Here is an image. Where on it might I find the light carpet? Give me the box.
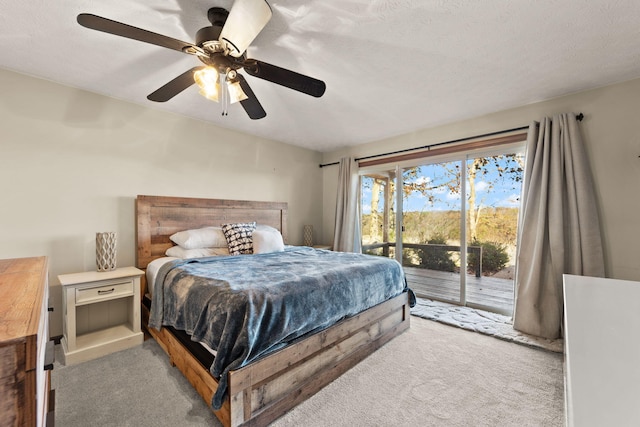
[410,298,564,353]
[52,316,564,426]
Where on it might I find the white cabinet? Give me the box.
[59,267,144,365]
[563,274,640,427]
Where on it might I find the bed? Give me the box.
[136,195,411,426]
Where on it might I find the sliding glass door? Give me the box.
[400,162,462,305]
[361,147,524,316]
[463,153,524,313]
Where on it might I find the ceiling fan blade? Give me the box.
[243,60,326,98]
[77,13,197,54]
[219,0,272,58]
[237,74,266,120]
[147,67,204,102]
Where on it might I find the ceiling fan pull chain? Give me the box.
[221,73,228,116]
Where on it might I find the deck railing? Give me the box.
[362,242,483,277]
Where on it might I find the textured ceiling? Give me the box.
[1,0,640,152]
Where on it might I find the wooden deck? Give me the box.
[404,266,514,315]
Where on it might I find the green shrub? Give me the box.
[416,235,457,272]
[468,239,509,274]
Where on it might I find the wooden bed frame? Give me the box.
[135,195,410,426]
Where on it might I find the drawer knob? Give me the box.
[97,288,115,295]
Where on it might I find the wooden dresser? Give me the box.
[0,257,54,426]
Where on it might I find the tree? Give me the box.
[466,155,523,241]
[361,153,523,262]
[370,178,381,240]
[361,175,390,244]
[399,155,523,242]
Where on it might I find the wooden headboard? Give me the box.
[135,195,288,269]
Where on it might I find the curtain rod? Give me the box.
[319,112,584,168]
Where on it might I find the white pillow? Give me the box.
[253,227,285,254]
[165,246,230,259]
[169,227,227,249]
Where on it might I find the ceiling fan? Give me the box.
[77,0,326,120]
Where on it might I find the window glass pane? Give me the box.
[361,174,392,258]
[401,163,462,304]
[465,153,524,314]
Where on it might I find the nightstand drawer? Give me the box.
[75,280,133,305]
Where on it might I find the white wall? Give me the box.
[0,68,323,336]
[322,77,640,282]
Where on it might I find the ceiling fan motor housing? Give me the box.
[196,7,229,50]
[196,25,222,47]
[207,7,228,26]
[196,7,245,72]
[197,7,229,47]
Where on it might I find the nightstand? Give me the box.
[59,267,144,365]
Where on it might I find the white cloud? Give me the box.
[498,194,521,207]
[475,181,490,192]
[446,191,461,201]
[433,186,448,194]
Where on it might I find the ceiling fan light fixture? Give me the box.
[193,67,220,102]
[227,79,248,104]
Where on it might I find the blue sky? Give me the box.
[361,158,523,214]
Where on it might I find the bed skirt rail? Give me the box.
[142,291,410,427]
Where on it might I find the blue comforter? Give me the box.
[149,246,408,409]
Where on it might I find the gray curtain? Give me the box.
[513,113,604,339]
[333,157,361,253]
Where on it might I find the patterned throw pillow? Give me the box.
[221,222,257,255]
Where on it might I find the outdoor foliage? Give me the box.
[360,153,524,276]
[467,238,510,274]
[414,234,457,272]
[362,208,518,247]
